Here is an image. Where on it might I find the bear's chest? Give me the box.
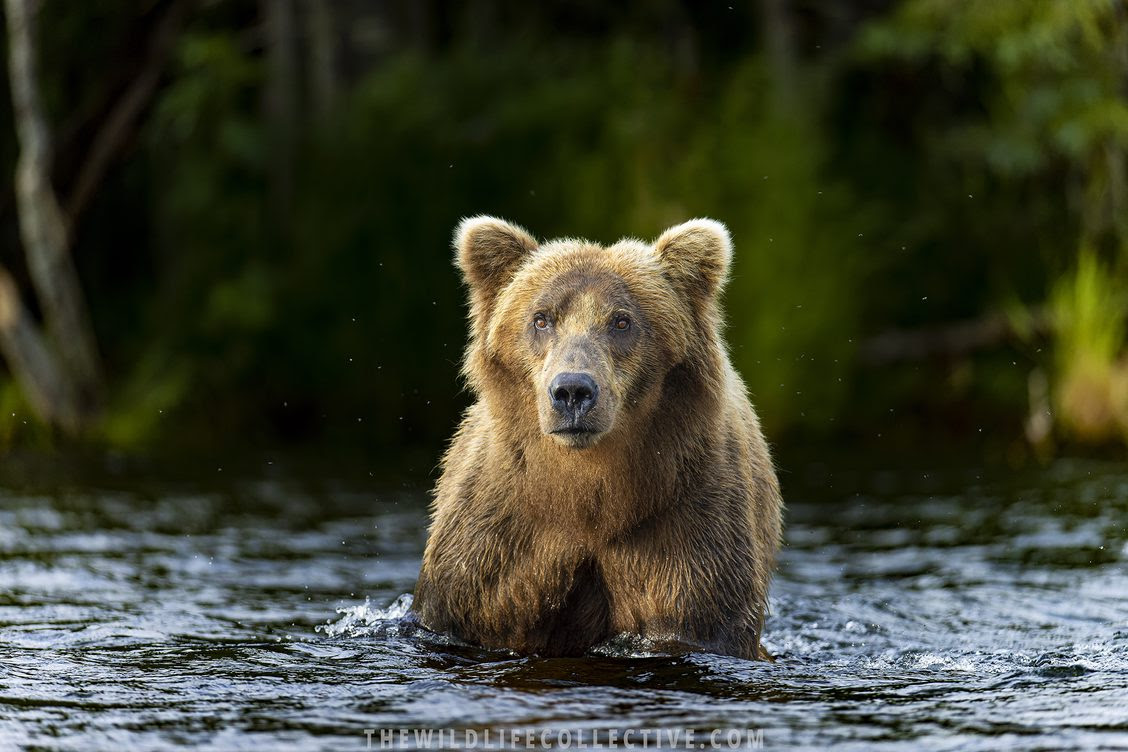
[527,557,612,657]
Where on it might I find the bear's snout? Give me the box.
[548,372,599,422]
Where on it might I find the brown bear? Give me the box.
[412,216,783,660]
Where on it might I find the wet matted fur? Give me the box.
[413,217,783,660]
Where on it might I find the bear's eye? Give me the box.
[613,315,631,331]
[533,313,549,331]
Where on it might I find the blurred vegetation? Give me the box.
[0,0,1125,462]
[1050,248,1128,445]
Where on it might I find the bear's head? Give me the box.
[455,216,731,450]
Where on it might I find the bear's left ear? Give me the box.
[454,216,538,302]
[653,218,732,301]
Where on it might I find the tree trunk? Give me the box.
[4,0,104,430]
[264,0,298,228]
[306,0,338,122]
[760,0,798,112]
[0,267,82,432]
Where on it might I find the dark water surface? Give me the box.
[1,456,1127,750]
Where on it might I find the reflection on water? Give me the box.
[1,457,1126,750]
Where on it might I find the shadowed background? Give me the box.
[0,0,1125,470]
[2,6,1128,748]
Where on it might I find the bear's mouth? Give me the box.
[551,426,593,436]
[548,424,603,447]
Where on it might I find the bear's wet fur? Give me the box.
[413,217,783,660]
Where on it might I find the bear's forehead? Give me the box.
[533,267,633,309]
[486,239,690,352]
[514,241,658,302]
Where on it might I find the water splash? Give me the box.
[590,632,700,659]
[316,593,414,638]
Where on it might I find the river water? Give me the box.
[1,455,1126,750]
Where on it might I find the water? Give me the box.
[1,456,1127,750]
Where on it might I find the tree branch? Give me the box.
[64,0,193,225]
[858,308,1052,366]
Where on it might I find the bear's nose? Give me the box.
[549,372,599,419]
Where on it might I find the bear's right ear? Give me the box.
[454,216,538,302]
[653,218,732,303]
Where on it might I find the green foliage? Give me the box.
[114,30,274,442]
[280,45,865,439]
[101,347,192,449]
[860,0,1128,244]
[0,378,52,450]
[1053,250,1127,371]
[857,0,1128,449]
[98,36,865,449]
[3,1,1127,455]
[1049,248,1128,442]
[670,64,869,430]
